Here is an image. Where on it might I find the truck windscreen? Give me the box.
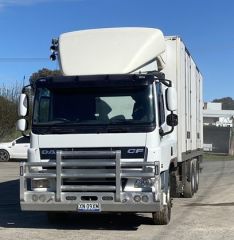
[32,84,155,133]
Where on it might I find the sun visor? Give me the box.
[58,28,166,76]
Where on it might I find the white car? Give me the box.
[0,136,30,161]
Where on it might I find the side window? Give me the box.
[156,83,165,126]
[16,137,30,144]
[39,96,50,122]
[34,88,51,123]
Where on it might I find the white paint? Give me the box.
[18,94,28,117]
[163,37,203,161]
[59,28,165,75]
[0,136,29,159]
[38,133,146,148]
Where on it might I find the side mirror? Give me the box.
[166,113,178,127]
[16,119,28,132]
[166,87,177,111]
[18,94,28,117]
[160,113,178,137]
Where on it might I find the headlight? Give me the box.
[134,178,154,188]
[31,179,50,189]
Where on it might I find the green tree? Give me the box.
[0,69,61,141]
[0,95,18,141]
[213,97,234,110]
[29,68,61,85]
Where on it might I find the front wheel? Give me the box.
[152,175,172,225]
[0,150,10,162]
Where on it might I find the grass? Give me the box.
[203,153,234,161]
[1,129,21,142]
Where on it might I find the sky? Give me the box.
[0,0,234,101]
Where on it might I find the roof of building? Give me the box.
[203,109,234,118]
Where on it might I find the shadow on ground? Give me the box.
[0,180,152,231]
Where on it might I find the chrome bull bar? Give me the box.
[20,150,159,203]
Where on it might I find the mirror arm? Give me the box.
[22,132,30,138]
[159,125,174,137]
[155,78,172,87]
[149,71,172,87]
[22,84,32,93]
[160,111,177,137]
[157,79,172,87]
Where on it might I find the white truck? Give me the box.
[17,28,203,225]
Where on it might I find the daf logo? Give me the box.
[127,148,144,154]
[41,150,56,155]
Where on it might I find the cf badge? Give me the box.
[127,148,144,154]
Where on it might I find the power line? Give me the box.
[0,58,50,62]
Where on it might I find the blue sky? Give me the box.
[0,0,233,101]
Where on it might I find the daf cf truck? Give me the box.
[17,28,203,225]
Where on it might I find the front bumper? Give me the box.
[21,192,161,212]
[20,150,161,213]
[21,202,160,212]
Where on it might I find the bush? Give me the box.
[0,85,20,141]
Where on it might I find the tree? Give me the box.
[29,68,61,85]
[0,96,18,141]
[213,97,234,110]
[0,69,62,141]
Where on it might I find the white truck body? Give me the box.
[18,28,203,225]
[163,37,203,162]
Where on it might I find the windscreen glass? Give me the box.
[33,83,155,133]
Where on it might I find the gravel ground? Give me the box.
[0,159,234,240]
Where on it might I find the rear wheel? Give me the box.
[170,170,179,198]
[152,174,172,225]
[0,150,10,162]
[183,160,195,198]
[194,160,199,193]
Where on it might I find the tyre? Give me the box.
[152,174,172,225]
[0,149,10,162]
[194,160,199,193]
[170,170,179,198]
[183,160,195,198]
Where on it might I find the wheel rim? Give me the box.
[0,150,9,161]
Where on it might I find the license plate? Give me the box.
[78,203,101,212]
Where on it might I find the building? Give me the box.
[203,102,234,155]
